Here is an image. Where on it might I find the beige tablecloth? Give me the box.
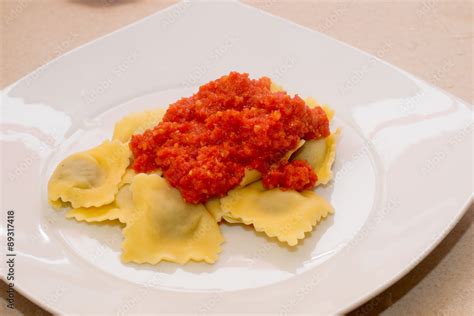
[1,1,472,315]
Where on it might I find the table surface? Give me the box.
[0,1,472,315]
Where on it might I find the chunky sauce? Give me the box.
[130,72,329,203]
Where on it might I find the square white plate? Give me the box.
[1,1,472,314]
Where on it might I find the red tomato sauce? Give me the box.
[262,160,317,191]
[130,72,329,203]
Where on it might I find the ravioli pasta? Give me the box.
[239,169,262,187]
[205,198,225,222]
[122,174,224,264]
[120,169,137,186]
[48,140,131,208]
[204,198,242,224]
[293,129,340,185]
[65,167,139,223]
[220,181,333,246]
[288,98,340,185]
[113,108,165,142]
[66,183,134,223]
[63,167,160,224]
[48,198,69,209]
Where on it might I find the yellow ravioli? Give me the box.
[293,128,340,185]
[221,213,242,224]
[66,169,138,223]
[284,139,306,160]
[48,198,69,210]
[66,184,134,223]
[112,108,165,142]
[48,140,131,208]
[239,169,262,187]
[122,174,224,265]
[66,169,168,224]
[220,181,333,246]
[66,203,123,224]
[204,198,224,222]
[120,169,137,186]
[204,198,241,223]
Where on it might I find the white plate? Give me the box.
[0,1,472,314]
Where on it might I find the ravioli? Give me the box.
[66,184,134,223]
[220,181,333,246]
[66,168,138,223]
[293,128,340,185]
[205,198,225,222]
[48,140,131,208]
[290,98,339,185]
[204,198,242,224]
[221,212,242,224]
[239,169,262,187]
[112,108,165,142]
[122,174,224,264]
[120,169,137,186]
[48,198,69,209]
[285,139,306,160]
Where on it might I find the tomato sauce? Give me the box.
[262,160,317,191]
[130,72,329,203]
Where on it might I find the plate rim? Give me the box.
[337,196,472,314]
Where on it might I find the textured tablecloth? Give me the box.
[1,1,472,315]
